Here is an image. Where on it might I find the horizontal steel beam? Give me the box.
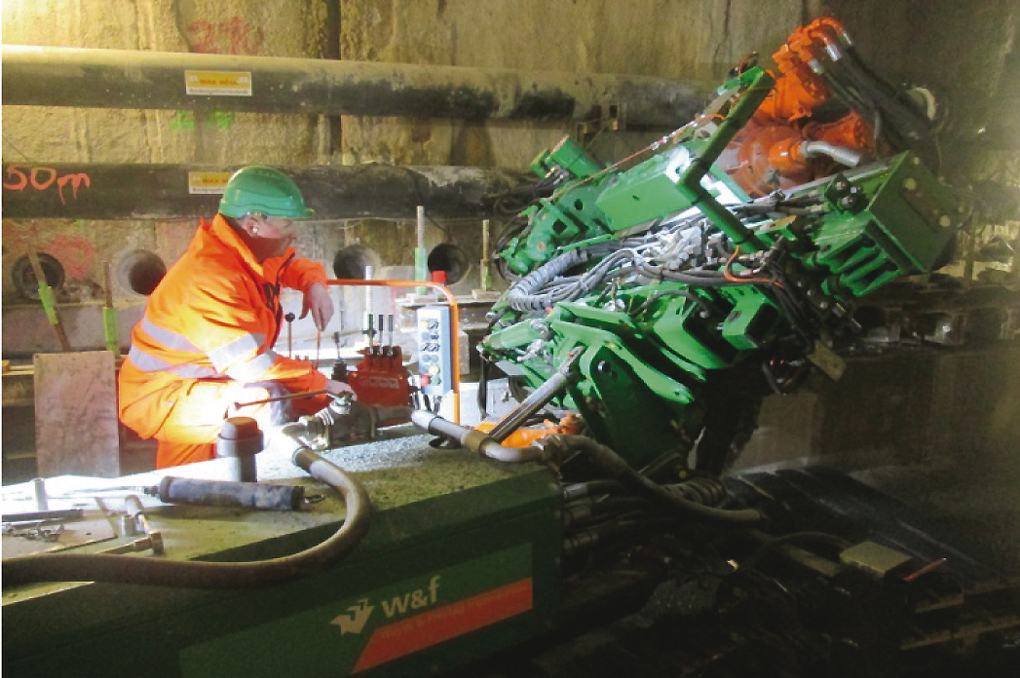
[2,45,711,127]
[0,163,528,221]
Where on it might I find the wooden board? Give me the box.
[34,351,120,477]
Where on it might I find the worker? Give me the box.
[118,166,352,468]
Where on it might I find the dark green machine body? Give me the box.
[2,438,563,678]
[482,68,958,470]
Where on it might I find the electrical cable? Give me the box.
[723,247,778,286]
[489,174,561,215]
[632,289,714,318]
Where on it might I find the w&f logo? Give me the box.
[330,576,442,636]
[331,598,374,635]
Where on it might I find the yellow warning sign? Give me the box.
[184,70,253,97]
[187,171,232,195]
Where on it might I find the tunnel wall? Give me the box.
[2,0,1016,353]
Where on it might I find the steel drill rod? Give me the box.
[2,508,84,523]
[234,389,330,410]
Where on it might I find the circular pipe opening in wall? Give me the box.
[12,253,65,301]
[118,250,167,296]
[332,245,378,280]
[427,243,468,285]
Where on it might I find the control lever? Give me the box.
[285,312,296,355]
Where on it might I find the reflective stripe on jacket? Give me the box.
[118,214,328,439]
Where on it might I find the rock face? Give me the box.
[1,1,1016,332]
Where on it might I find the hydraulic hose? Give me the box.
[562,516,678,558]
[411,410,543,463]
[538,435,761,525]
[800,141,864,168]
[2,433,371,589]
[562,479,629,501]
[562,496,652,527]
[412,410,761,525]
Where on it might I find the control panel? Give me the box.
[415,306,453,398]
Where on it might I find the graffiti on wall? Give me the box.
[171,16,263,133]
[44,234,96,279]
[3,166,92,205]
[168,110,236,130]
[187,17,265,55]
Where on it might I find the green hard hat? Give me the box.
[219,166,314,219]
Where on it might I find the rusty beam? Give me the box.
[0,163,528,221]
[1,45,711,128]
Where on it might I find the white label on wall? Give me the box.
[187,171,231,195]
[184,70,253,96]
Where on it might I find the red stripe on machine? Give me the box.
[352,578,533,673]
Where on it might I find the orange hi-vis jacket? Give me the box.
[118,214,329,465]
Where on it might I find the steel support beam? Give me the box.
[1,45,711,127]
[0,163,528,221]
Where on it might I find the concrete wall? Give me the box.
[2,0,1017,354]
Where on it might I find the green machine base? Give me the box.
[2,429,562,678]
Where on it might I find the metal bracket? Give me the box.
[575,103,625,145]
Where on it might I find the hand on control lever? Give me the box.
[324,379,356,399]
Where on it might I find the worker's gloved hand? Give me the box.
[324,379,356,398]
[301,282,334,331]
